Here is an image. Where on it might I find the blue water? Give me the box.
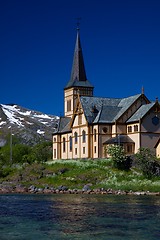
[0,194,160,240]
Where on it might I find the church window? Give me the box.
[82,130,86,143]
[152,116,159,126]
[94,146,96,153]
[94,129,97,142]
[128,126,132,133]
[83,147,85,154]
[69,136,72,152]
[54,137,56,142]
[102,127,108,133]
[74,132,78,144]
[75,148,77,155]
[54,149,56,158]
[63,138,66,153]
[67,100,71,112]
[127,144,133,153]
[134,125,138,132]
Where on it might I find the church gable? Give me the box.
[115,94,150,123]
[140,103,160,133]
[127,101,159,125]
[70,99,88,128]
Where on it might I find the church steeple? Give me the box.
[64,29,94,117]
[65,29,93,89]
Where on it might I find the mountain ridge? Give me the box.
[0,103,59,146]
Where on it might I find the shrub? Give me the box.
[12,144,31,163]
[107,145,132,170]
[135,148,160,178]
[29,141,52,163]
[0,166,13,178]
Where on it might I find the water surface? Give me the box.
[0,194,160,239]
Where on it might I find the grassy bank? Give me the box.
[1,159,160,192]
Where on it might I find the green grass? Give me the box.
[0,159,160,192]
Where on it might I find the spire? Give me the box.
[65,29,93,89]
[70,29,87,82]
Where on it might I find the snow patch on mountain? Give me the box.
[33,114,52,119]
[2,104,24,126]
[0,121,6,126]
[1,104,59,126]
[0,103,59,145]
[37,129,45,135]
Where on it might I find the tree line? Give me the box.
[0,135,52,165]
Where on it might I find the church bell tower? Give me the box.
[64,29,94,117]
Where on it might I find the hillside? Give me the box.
[0,104,59,146]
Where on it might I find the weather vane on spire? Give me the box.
[76,17,81,31]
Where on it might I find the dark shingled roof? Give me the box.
[65,78,93,88]
[127,102,155,123]
[103,135,134,144]
[115,94,142,120]
[80,96,121,123]
[65,30,93,89]
[56,117,71,133]
[80,94,142,124]
[93,105,122,123]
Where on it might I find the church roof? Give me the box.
[127,102,155,123]
[64,30,93,89]
[55,116,71,134]
[103,135,134,144]
[93,105,122,123]
[80,94,142,124]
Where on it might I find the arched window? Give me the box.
[134,125,138,132]
[54,149,56,158]
[74,132,78,144]
[67,100,71,112]
[94,129,97,142]
[63,137,66,153]
[69,136,72,152]
[82,130,86,143]
[83,147,85,154]
[128,126,132,133]
[75,148,77,155]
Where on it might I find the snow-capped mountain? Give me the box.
[0,104,59,146]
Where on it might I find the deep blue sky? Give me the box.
[0,0,160,116]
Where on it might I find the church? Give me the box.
[52,29,160,159]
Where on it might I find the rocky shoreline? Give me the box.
[0,183,160,196]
